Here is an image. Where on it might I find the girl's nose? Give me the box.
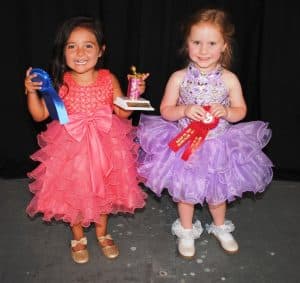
[76,47,85,56]
[199,45,208,54]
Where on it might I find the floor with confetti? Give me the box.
[0,178,299,283]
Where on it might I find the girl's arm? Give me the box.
[111,73,133,118]
[160,70,186,121]
[25,67,49,122]
[211,70,247,123]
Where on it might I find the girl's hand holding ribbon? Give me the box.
[24,67,43,95]
[169,105,219,160]
[209,103,228,119]
[184,104,212,121]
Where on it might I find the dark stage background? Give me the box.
[1,0,299,180]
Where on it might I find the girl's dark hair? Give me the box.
[179,8,235,68]
[50,16,105,90]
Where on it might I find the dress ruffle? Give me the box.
[137,114,273,205]
[27,109,147,227]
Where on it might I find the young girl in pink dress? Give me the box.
[24,16,148,264]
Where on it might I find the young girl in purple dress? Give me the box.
[137,8,273,258]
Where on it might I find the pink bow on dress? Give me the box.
[64,106,113,192]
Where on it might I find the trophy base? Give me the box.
[113,97,155,111]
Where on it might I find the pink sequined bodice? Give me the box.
[59,69,113,115]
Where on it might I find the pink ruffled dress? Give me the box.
[27,69,147,227]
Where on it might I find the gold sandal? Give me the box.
[97,234,119,259]
[71,237,89,264]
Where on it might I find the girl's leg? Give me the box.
[95,214,108,237]
[208,202,226,225]
[172,202,203,258]
[71,224,85,252]
[178,202,194,228]
[207,202,238,254]
[95,214,119,259]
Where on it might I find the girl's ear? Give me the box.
[222,43,227,53]
[99,45,106,57]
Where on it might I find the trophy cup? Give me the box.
[113,66,154,111]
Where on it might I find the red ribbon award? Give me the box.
[168,105,219,161]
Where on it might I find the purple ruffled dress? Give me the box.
[137,63,273,205]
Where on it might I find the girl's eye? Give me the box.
[85,43,94,49]
[209,42,216,46]
[66,44,76,49]
[193,41,200,45]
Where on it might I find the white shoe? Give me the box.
[206,220,239,254]
[171,219,203,258]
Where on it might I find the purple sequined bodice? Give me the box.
[178,63,230,138]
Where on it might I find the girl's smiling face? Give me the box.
[187,23,226,72]
[64,27,104,75]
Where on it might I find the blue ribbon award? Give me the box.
[30,68,69,124]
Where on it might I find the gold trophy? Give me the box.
[113,66,154,111]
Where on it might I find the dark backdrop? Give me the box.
[1,0,299,180]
